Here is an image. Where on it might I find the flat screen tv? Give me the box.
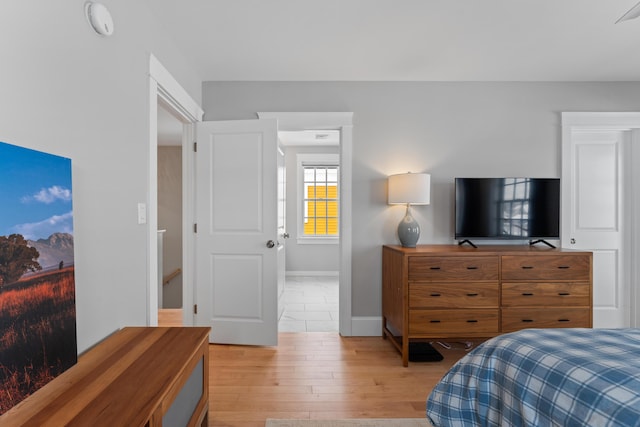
[455,178,560,244]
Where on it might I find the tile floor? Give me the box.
[278,275,339,332]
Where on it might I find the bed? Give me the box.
[427,328,640,427]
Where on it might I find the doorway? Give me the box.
[157,102,184,325]
[278,130,341,332]
[259,112,354,337]
[147,64,354,336]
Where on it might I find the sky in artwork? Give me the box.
[0,141,73,240]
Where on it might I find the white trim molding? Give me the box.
[286,271,340,277]
[351,316,382,337]
[339,123,354,336]
[258,112,353,130]
[150,54,203,123]
[562,112,640,129]
[148,54,203,327]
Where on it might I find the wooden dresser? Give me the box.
[0,327,210,426]
[382,245,592,366]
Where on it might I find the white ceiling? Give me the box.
[145,0,640,82]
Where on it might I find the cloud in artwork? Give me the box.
[22,186,72,204]
[11,211,73,240]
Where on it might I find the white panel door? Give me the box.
[195,119,278,345]
[562,129,628,327]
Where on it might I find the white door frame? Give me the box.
[258,112,354,336]
[148,54,203,326]
[561,112,640,327]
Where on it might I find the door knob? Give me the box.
[266,240,276,248]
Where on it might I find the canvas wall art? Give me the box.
[0,141,76,415]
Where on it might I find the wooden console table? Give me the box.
[0,327,210,426]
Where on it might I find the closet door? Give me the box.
[562,127,627,328]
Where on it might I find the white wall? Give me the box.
[284,145,340,274]
[1,1,202,352]
[202,81,640,318]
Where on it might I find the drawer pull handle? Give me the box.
[522,319,534,323]
[558,319,570,322]
[558,292,570,296]
[430,267,441,270]
[521,266,534,270]
[522,293,534,296]
[558,266,570,269]
[467,320,478,323]
[467,293,479,297]
[466,266,478,270]
[430,320,441,323]
[430,293,441,297]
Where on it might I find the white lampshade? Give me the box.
[388,173,431,205]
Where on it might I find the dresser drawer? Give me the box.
[410,283,499,308]
[409,256,499,281]
[501,255,590,281]
[409,309,499,335]
[501,308,591,332]
[502,282,590,307]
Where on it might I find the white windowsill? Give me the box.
[297,237,339,245]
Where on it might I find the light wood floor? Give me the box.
[158,308,183,326]
[158,309,475,427]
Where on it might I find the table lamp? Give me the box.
[388,172,431,247]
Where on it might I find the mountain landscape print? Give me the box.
[0,141,77,415]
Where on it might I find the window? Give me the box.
[297,154,339,242]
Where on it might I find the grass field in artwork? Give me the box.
[0,267,77,414]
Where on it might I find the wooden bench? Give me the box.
[0,327,210,427]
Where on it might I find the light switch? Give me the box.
[137,203,147,224]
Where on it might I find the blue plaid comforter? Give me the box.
[427,328,640,427]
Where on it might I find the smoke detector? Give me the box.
[85,2,114,36]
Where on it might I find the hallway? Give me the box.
[278,276,339,332]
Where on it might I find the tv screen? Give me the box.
[455,178,560,240]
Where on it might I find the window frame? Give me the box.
[296,153,340,245]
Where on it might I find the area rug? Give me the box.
[265,418,431,427]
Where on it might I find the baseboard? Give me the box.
[350,316,382,337]
[286,271,339,277]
